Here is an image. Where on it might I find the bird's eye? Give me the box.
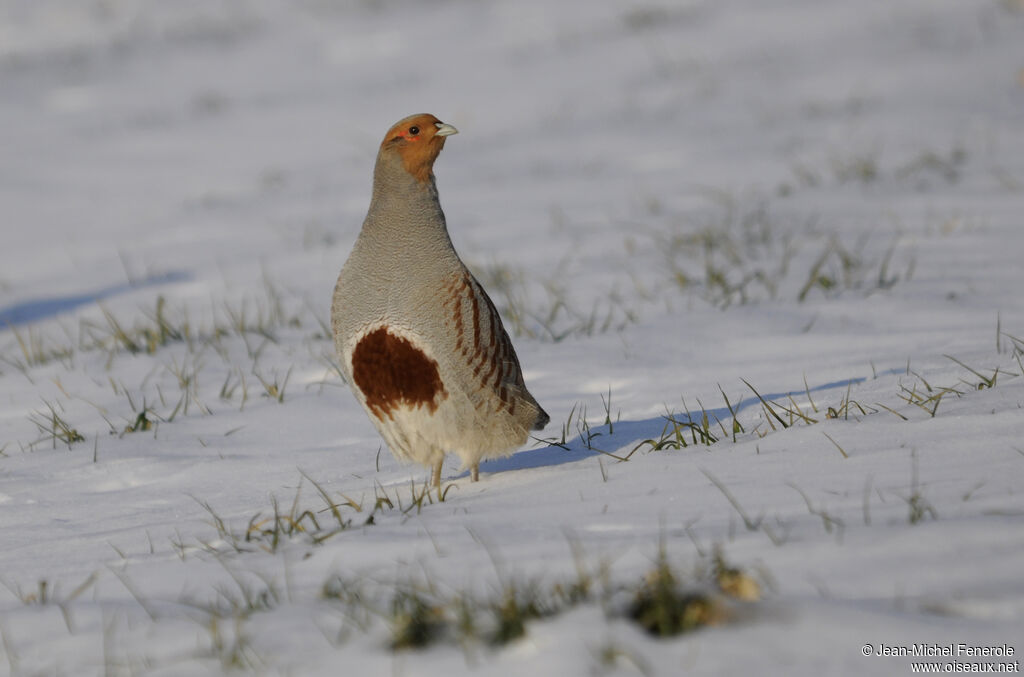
[408,126,420,135]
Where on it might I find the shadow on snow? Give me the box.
[0,272,189,328]
[469,376,868,479]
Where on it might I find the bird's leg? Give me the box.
[471,464,479,482]
[431,460,442,491]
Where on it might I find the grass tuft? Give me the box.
[487,580,552,646]
[628,547,728,637]
[28,400,85,450]
[389,587,447,650]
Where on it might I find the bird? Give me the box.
[331,113,549,490]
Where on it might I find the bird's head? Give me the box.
[379,113,458,183]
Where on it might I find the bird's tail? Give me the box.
[532,406,550,431]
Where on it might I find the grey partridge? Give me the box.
[331,113,549,489]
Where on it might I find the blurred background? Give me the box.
[3,0,1021,329]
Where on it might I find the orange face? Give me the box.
[381,113,458,182]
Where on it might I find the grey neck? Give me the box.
[360,151,454,255]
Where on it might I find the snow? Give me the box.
[1,0,1023,674]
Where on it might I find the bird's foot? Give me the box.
[471,464,479,482]
[431,461,442,491]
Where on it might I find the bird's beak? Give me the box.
[434,122,458,137]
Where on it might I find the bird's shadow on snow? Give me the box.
[0,272,189,328]
[468,376,871,479]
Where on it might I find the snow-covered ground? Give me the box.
[2,1,1023,674]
